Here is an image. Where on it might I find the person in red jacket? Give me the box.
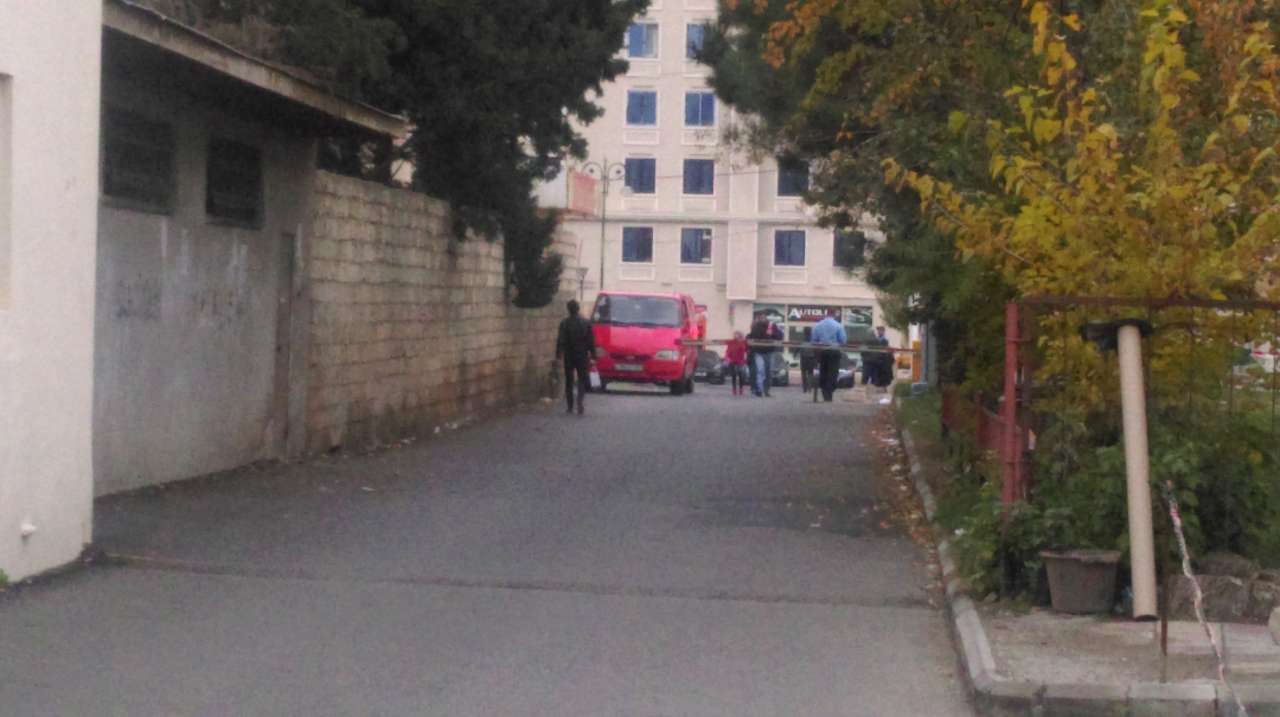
[725,331,749,395]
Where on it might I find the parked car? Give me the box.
[836,352,862,388]
[693,349,725,384]
[770,352,790,387]
[591,291,701,395]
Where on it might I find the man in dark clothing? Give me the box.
[747,314,784,397]
[556,300,595,414]
[870,325,893,390]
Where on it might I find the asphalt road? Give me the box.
[0,383,970,716]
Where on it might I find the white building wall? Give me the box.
[563,0,897,348]
[0,2,103,580]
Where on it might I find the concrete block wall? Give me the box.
[305,172,574,453]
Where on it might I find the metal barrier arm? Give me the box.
[681,338,918,354]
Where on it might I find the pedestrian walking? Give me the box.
[811,310,847,402]
[747,314,783,397]
[870,325,893,392]
[725,331,749,395]
[799,332,817,393]
[555,300,595,415]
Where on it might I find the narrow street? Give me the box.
[0,385,970,716]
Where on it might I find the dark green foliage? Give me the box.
[938,403,1280,599]
[359,0,648,307]
[190,0,647,308]
[703,0,1031,397]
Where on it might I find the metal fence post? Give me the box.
[1001,302,1023,506]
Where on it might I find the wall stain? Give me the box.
[113,277,161,321]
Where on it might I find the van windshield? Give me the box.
[593,295,682,328]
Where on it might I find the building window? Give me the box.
[101,108,175,212]
[624,157,656,194]
[206,138,263,226]
[628,23,659,58]
[622,226,654,263]
[834,229,866,267]
[684,91,716,127]
[626,90,657,126]
[680,228,712,264]
[682,159,715,195]
[777,157,809,197]
[686,23,709,60]
[774,230,806,266]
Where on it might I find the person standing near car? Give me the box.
[555,300,595,415]
[811,310,848,402]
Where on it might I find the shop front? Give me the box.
[752,303,875,365]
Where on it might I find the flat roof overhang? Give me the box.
[103,0,407,139]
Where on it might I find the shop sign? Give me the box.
[787,304,841,322]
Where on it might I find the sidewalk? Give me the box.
[894,414,1280,716]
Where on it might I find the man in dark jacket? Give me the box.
[747,314,784,397]
[556,300,595,414]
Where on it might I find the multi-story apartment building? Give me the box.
[548,0,896,357]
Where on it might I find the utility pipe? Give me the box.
[1117,322,1158,620]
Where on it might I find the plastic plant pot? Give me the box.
[1041,549,1122,614]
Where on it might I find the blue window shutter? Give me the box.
[777,158,809,196]
[681,228,711,263]
[626,158,655,193]
[687,24,705,59]
[641,159,655,192]
[628,92,656,125]
[683,159,713,194]
[775,230,806,265]
[629,24,655,58]
[628,24,644,57]
[685,92,715,126]
[623,227,654,262]
[625,159,639,192]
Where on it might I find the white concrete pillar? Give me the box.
[1118,323,1158,620]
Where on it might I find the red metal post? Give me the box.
[1001,302,1023,506]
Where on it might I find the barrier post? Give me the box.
[1001,303,1023,506]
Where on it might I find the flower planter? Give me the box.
[1041,549,1122,614]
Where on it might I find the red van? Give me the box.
[591,291,703,395]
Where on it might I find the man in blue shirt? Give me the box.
[810,310,847,402]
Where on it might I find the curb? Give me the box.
[898,429,1280,717]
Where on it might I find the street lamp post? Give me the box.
[579,158,627,297]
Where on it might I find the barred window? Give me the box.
[102,108,174,212]
[206,138,263,226]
